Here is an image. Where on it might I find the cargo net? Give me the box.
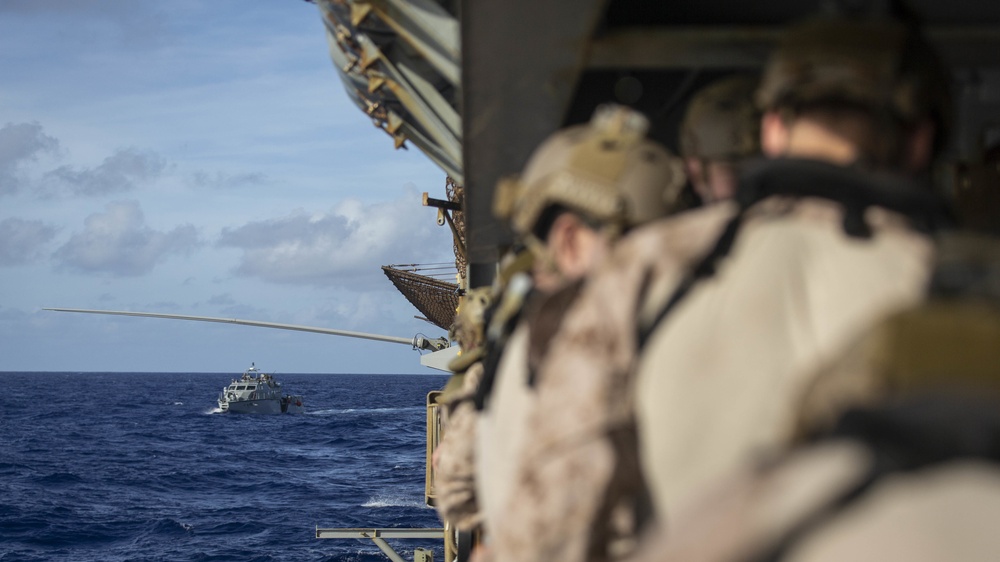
[382,263,460,331]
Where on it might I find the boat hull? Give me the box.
[219,395,305,414]
[221,399,283,414]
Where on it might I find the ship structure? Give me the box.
[310,1,1000,561]
[217,363,304,414]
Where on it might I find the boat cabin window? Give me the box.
[236,385,247,390]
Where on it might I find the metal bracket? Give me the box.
[423,192,466,258]
[316,528,444,562]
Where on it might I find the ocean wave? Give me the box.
[33,472,84,486]
[1,372,445,560]
[308,406,424,416]
[197,520,270,536]
[145,518,195,536]
[360,494,427,508]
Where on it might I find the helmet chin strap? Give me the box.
[522,234,565,286]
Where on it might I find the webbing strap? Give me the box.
[473,299,526,411]
[637,211,744,349]
[636,158,951,351]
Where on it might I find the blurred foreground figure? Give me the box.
[633,233,1000,562]
[475,105,685,560]
[523,9,954,560]
[679,74,761,204]
[433,286,493,532]
[441,105,685,558]
[482,75,759,562]
[634,10,954,520]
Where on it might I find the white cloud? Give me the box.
[0,217,58,266]
[217,189,452,287]
[207,293,237,306]
[0,1,451,374]
[41,148,168,197]
[189,170,269,190]
[0,122,175,199]
[53,200,201,276]
[0,122,60,196]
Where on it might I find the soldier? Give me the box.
[481,73,764,562]
[632,11,952,521]
[679,74,761,205]
[433,286,493,533]
[629,232,1000,562]
[471,104,686,561]
[501,9,953,562]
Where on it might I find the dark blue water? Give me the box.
[0,372,449,561]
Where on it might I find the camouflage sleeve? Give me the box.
[486,232,658,562]
[434,362,485,530]
[485,206,737,562]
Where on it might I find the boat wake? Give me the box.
[308,406,423,416]
[361,494,427,509]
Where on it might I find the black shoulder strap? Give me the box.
[636,159,952,351]
[637,210,744,349]
[473,293,528,411]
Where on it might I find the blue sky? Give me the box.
[0,1,455,374]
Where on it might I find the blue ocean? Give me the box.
[0,371,450,561]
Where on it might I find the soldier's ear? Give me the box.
[548,213,603,281]
[547,213,580,275]
[760,111,790,158]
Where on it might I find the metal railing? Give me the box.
[315,527,445,562]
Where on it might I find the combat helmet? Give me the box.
[493,104,686,240]
[756,14,951,148]
[680,74,761,162]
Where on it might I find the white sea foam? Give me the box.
[361,494,425,508]
[309,406,424,416]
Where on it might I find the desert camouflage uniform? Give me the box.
[628,438,1000,562]
[484,205,720,562]
[626,250,1000,562]
[472,104,685,562]
[633,164,943,517]
[434,286,494,530]
[475,322,534,534]
[489,157,947,562]
[434,360,486,530]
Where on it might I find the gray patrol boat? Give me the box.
[218,363,304,414]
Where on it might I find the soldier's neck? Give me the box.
[783,118,860,165]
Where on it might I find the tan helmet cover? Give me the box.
[448,286,493,352]
[757,17,950,128]
[446,286,494,373]
[494,104,686,236]
[680,74,761,161]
